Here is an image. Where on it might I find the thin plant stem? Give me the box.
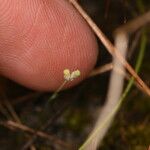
[79,30,147,150]
[47,80,67,103]
[120,30,147,100]
[69,0,150,96]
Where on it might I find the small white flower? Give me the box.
[70,70,81,81]
[63,69,71,81]
[49,69,81,102]
[63,69,81,81]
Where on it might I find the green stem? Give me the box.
[48,80,67,103]
[79,30,147,150]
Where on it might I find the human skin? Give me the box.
[0,0,98,91]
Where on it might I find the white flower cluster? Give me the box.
[63,69,81,81]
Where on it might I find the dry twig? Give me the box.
[0,120,72,149]
[68,1,150,149]
[69,0,150,96]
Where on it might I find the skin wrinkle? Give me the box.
[0,0,98,91]
[43,1,88,81]
[56,7,94,73]
[0,0,14,24]
[3,2,53,73]
[20,1,43,40]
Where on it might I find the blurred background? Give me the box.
[0,0,150,149]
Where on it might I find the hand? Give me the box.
[0,0,98,91]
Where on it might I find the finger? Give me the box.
[0,0,98,91]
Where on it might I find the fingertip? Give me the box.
[0,0,98,91]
